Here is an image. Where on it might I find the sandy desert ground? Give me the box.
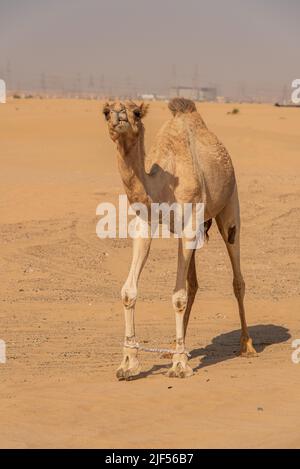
[0,98,299,448]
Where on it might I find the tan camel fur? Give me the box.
[103,97,256,379]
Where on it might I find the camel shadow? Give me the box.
[138,324,290,379]
[190,324,290,372]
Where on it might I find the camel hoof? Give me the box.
[239,337,257,357]
[116,365,141,381]
[124,365,141,381]
[166,368,176,378]
[116,367,126,381]
[166,361,193,379]
[166,365,193,378]
[116,347,141,381]
[179,364,194,378]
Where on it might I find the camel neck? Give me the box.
[116,128,150,206]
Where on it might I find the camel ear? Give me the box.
[133,102,149,119]
[139,102,149,118]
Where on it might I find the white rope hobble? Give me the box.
[124,341,191,358]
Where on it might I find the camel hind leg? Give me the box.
[161,250,197,361]
[215,186,256,356]
[182,221,212,336]
[167,237,197,378]
[183,249,198,338]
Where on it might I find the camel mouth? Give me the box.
[109,121,131,141]
[113,122,130,134]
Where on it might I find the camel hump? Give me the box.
[168,97,197,116]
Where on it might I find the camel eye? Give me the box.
[133,109,141,119]
[103,108,110,120]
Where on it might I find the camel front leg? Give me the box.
[167,238,194,378]
[116,236,152,380]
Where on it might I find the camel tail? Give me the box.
[168,97,197,116]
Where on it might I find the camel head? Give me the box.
[102,101,149,143]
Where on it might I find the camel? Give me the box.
[102,97,256,379]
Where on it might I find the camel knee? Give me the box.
[233,277,245,299]
[121,285,137,309]
[172,289,188,313]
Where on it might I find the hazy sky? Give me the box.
[0,0,299,97]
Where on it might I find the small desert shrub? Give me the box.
[227,108,240,115]
[13,93,21,99]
